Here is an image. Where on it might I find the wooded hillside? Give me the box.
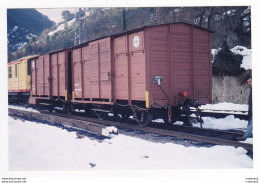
[8,7,251,62]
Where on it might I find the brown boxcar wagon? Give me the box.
[29,48,72,111]
[69,22,212,126]
[29,22,212,127]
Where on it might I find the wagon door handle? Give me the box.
[48,77,53,81]
[108,72,111,80]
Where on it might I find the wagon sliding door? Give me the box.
[89,38,112,102]
[51,51,68,99]
[113,36,129,100]
[72,48,83,99]
[43,55,51,97]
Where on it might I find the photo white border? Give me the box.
[1,0,259,182]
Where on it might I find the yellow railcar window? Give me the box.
[15,64,18,78]
[8,66,12,78]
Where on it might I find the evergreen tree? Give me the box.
[212,40,244,77]
[62,10,74,22]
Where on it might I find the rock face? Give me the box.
[212,76,251,104]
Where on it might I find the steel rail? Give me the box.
[112,121,253,151]
[200,111,248,120]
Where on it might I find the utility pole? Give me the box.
[157,8,160,24]
[74,8,84,46]
[122,8,126,31]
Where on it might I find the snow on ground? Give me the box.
[8,102,253,171]
[8,116,252,170]
[8,104,40,113]
[193,115,248,131]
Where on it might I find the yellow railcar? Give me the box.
[8,55,37,103]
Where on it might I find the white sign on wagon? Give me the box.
[133,36,140,48]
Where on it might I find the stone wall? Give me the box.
[212,76,251,104]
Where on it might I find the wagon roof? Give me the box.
[113,21,214,38]
[29,47,72,59]
[74,21,213,49]
[8,55,38,65]
[48,47,71,54]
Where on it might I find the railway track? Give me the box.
[201,111,248,120]
[190,108,248,120]
[8,108,118,138]
[8,107,252,151]
[66,113,253,151]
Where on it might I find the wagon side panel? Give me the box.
[89,38,112,101]
[82,46,91,99]
[129,31,146,101]
[89,42,100,99]
[99,38,112,100]
[145,25,170,107]
[51,53,58,97]
[43,54,50,97]
[170,23,193,105]
[72,48,83,99]
[193,28,212,104]
[113,36,129,100]
[57,51,67,98]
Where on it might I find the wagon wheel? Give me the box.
[93,105,107,120]
[84,105,94,117]
[66,103,73,115]
[94,111,107,120]
[116,113,130,122]
[121,113,130,120]
[135,110,152,127]
[48,104,54,112]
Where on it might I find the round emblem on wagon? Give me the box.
[133,36,140,48]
